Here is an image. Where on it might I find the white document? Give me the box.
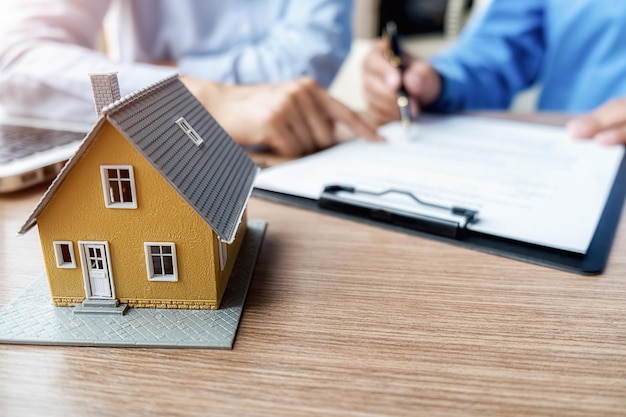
[255,116,624,253]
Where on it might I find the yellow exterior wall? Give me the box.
[36,121,244,309]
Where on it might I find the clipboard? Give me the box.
[254,151,626,275]
[253,117,626,275]
[317,185,478,238]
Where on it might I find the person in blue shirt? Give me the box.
[363,0,626,145]
[0,0,379,156]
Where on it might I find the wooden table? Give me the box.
[1,115,625,416]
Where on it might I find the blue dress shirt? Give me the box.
[428,0,626,113]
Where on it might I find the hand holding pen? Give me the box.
[363,23,443,127]
[384,22,412,128]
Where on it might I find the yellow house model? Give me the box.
[19,73,258,314]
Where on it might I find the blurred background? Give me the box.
[354,0,477,39]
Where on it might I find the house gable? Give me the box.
[37,121,220,305]
[105,75,258,243]
[21,75,258,244]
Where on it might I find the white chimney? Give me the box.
[89,72,121,117]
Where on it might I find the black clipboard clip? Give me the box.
[318,185,479,238]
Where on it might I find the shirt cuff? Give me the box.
[423,72,462,113]
[423,57,466,113]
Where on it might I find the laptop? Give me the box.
[0,116,90,193]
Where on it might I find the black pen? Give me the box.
[385,21,412,128]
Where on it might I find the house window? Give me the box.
[144,243,178,282]
[175,117,204,146]
[100,165,137,209]
[53,241,76,268]
[218,240,228,271]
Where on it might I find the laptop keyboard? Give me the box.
[0,123,86,164]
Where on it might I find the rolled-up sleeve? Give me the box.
[0,0,175,123]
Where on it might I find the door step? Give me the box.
[73,298,129,315]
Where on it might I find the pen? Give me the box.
[385,21,412,128]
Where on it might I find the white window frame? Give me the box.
[100,165,137,209]
[175,117,204,146]
[218,240,228,271]
[53,241,76,268]
[144,242,179,282]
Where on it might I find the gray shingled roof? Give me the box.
[20,75,257,243]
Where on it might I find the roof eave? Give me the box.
[218,166,260,244]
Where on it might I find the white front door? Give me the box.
[80,242,113,298]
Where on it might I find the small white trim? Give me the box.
[144,242,179,282]
[53,241,76,268]
[100,165,137,209]
[218,240,228,271]
[220,166,259,244]
[175,117,204,146]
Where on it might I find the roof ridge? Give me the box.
[101,73,180,115]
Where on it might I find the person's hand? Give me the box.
[181,76,381,156]
[566,97,626,145]
[363,39,442,127]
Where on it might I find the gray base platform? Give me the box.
[0,219,267,349]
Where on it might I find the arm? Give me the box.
[0,0,376,155]
[177,0,353,88]
[362,0,546,125]
[428,0,545,112]
[0,0,179,123]
[183,75,382,157]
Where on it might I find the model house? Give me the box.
[19,73,258,314]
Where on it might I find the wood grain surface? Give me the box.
[0,115,625,416]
